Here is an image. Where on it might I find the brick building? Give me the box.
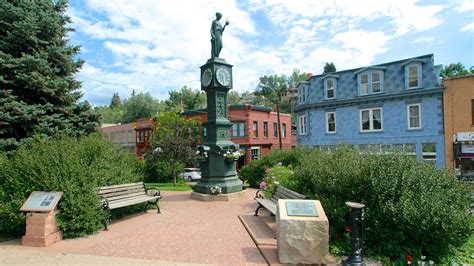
[101,123,136,155]
[443,75,474,179]
[183,104,293,168]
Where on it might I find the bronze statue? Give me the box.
[211,12,229,59]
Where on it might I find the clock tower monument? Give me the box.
[192,13,243,197]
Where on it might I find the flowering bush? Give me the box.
[259,163,294,192]
[209,186,222,195]
[223,150,242,159]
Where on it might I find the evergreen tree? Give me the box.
[323,62,337,74]
[109,92,122,109]
[0,0,99,152]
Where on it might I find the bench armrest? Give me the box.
[144,185,162,197]
[255,189,272,199]
[101,197,109,209]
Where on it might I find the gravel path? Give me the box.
[1,189,267,265]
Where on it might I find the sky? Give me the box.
[67,0,474,106]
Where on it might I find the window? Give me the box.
[263,122,269,138]
[326,112,336,133]
[203,127,207,137]
[298,86,306,103]
[251,147,260,161]
[325,79,335,99]
[407,64,419,88]
[407,104,421,129]
[273,122,278,137]
[471,100,474,125]
[372,72,380,93]
[359,71,383,95]
[127,130,133,142]
[232,122,245,137]
[422,143,436,163]
[360,74,369,95]
[360,108,383,132]
[282,123,287,138]
[298,115,307,135]
[253,121,258,137]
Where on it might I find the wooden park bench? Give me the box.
[254,185,305,216]
[97,182,162,230]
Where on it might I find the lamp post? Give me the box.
[345,201,365,266]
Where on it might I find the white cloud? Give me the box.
[412,36,435,43]
[460,22,474,32]
[455,1,474,12]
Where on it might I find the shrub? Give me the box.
[285,146,471,261]
[0,134,142,238]
[239,147,308,188]
[243,146,471,261]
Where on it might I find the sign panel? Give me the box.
[456,132,474,142]
[462,144,474,154]
[285,201,318,217]
[20,191,63,212]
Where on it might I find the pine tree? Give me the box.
[323,62,337,74]
[109,92,122,109]
[0,0,99,152]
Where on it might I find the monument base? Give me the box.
[193,175,243,194]
[22,210,62,247]
[191,190,245,201]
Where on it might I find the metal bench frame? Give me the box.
[97,182,162,230]
[254,185,305,216]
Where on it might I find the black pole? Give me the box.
[344,202,365,266]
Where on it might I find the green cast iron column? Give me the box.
[194,57,243,194]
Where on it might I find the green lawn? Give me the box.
[145,182,193,191]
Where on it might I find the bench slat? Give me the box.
[256,198,277,215]
[108,196,160,209]
[99,188,145,198]
[97,184,145,195]
[275,186,305,199]
[97,182,144,191]
[105,191,147,202]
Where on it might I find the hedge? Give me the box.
[0,134,142,238]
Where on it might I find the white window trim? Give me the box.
[298,87,306,104]
[406,63,422,89]
[298,114,307,135]
[358,71,383,95]
[407,103,422,130]
[359,108,383,132]
[325,79,336,99]
[251,146,261,160]
[326,112,336,134]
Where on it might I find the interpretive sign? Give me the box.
[285,201,318,217]
[20,191,63,212]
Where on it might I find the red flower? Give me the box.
[344,226,351,232]
[405,255,413,262]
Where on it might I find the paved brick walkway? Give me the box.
[0,189,267,265]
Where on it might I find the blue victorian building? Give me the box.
[295,54,445,168]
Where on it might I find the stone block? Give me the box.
[276,199,331,264]
[190,190,245,201]
[25,223,58,237]
[22,231,62,247]
[25,210,60,226]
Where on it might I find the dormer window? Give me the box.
[358,71,383,95]
[408,64,419,88]
[325,79,335,99]
[298,86,306,104]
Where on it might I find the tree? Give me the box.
[0,1,99,152]
[256,75,288,149]
[323,62,337,74]
[165,86,206,112]
[227,90,242,105]
[122,92,163,123]
[109,92,122,109]
[288,68,308,88]
[150,112,201,185]
[94,105,123,124]
[440,63,474,78]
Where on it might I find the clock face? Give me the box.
[201,68,212,87]
[216,67,231,87]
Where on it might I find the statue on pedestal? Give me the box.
[211,12,229,59]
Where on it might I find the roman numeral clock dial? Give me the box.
[216,67,231,87]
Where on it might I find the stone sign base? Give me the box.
[276,199,331,264]
[22,210,62,247]
[191,190,246,201]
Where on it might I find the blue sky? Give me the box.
[67,0,474,106]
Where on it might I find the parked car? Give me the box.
[181,168,201,181]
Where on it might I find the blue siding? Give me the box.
[296,54,445,168]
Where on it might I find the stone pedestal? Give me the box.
[276,199,331,264]
[22,210,62,247]
[190,190,245,201]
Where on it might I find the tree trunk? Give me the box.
[276,100,282,150]
[173,168,177,186]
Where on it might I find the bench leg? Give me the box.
[144,202,150,213]
[154,198,161,214]
[254,204,263,216]
[103,218,109,231]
